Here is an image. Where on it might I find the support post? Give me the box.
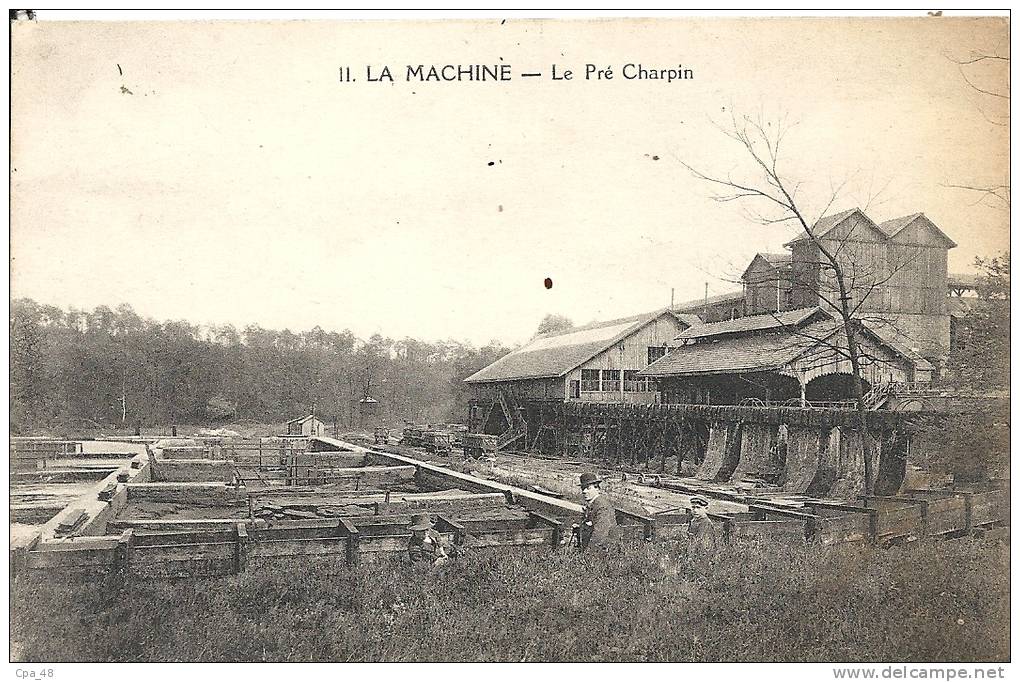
[339,517,360,566]
[529,510,564,546]
[116,529,134,587]
[235,522,249,573]
[436,514,467,546]
[962,493,974,535]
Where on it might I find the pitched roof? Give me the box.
[784,207,861,245]
[742,252,793,280]
[760,252,793,266]
[876,212,921,238]
[673,290,745,312]
[878,213,958,248]
[640,320,840,377]
[676,306,825,341]
[641,319,932,378]
[464,309,693,383]
[861,323,935,373]
[786,208,956,249]
[288,414,319,424]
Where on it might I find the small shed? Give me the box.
[286,414,326,437]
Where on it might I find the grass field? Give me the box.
[10,534,1009,662]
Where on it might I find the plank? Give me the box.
[132,542,235,566]
[463,527,553,548]
[108,518,242,533]
[27,547,116,569]
[731,519,808,541]
[248,537,348,559]
[126,482,242,505]
[152,459,236,483]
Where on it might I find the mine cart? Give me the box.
[425,431,453,455]
[400,425,428,448]
[463,433,499,459]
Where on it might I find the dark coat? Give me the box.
[408,529,450,564]
[581,493,621,549]
[687,515,721,553]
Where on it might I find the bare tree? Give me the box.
[679,111,905,493]
[943,45,1010,208]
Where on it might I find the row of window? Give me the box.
[579,368,659,393]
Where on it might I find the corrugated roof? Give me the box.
[464,309,692,383]
[640,320,840,377]
[676,307,824,340]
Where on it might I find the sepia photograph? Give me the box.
[8,10,1011,669]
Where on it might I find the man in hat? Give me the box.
[407,513,452,565]
[578,472,620,550]
[687,495,721,554]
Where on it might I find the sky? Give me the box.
[11,15,1010,347]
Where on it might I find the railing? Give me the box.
[888,381,942,396]
[737,397,858,410]
[862,382,892,409]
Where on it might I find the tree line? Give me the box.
[9,299,510,434]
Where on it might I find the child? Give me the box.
[687,495,721,554]
[407,513,451,565]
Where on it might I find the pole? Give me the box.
[776,272,781,312]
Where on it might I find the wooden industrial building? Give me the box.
[285,414,326,437]
[639,306,934,406]
[672,209,956,362]
[463,309,700,448]
[464,207,957,447]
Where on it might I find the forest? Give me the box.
[8,252,1008,441]
[8,299,510,434]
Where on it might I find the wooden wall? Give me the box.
[469,378,566,402]
[744,259,793,315]
[565,314,687,403]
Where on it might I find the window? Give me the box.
[580,369,600,392]
[647,346,667,365]
[601,369,621,393]
[569,380,580,399]
[624,370,649,392]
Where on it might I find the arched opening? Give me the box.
[732,372,803,405]
[482,403,509,435]
[768,374,802,403]
[805,373,871,403]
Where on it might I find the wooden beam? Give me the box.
[339,517,360,565]
[235,523,249,573]
[527,511,563,545]
[616,509,656,540]
[435,514,467,546]
[115,529,134,585]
